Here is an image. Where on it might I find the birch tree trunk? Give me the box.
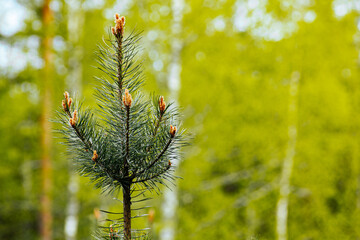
[40,0,53,239]
[64,1,84,239]
[276,71,300,240]
[160,0,184,239]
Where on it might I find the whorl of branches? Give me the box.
[55,14,188,239]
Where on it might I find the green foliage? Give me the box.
[2,0,360,239]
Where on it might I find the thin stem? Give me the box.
[134,165,171,183]
[72,125,92,150]
[125,105,130,172]
[64,108,115,182]
[153,115,162,137]
[70,124,113,177]
[64,107,92,150]
[135,137,173,177]
[116,34,123,100]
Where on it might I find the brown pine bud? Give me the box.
[67,98,73,108]
[159,96,166,114]
[116,19,123,34]
[92,150,98,162]
[120,16,125,26]
[62,100,67,111]
[170,125,177,137]
[111,27,116,35]
[72,110,78,122]
[123,89,132,107]
[168,160,172,166]
[64,91,69,101]
[69,118,75,127]
[114,14,126,35]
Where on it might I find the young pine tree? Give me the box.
[56,14,187,239]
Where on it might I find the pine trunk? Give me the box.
[123,184,131,240]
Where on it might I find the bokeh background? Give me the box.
[1,0,360,239]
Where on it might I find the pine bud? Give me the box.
[123,89,132,107]
[68,98,73,108]
[116,19,123,34]
[72,110,78,122]
[64,91,69,101]
[69,118,75,127]
[168,160,172,166]
[62,100,67,111]
[92,150,98,162]
[170,125,177,137]
[113,14,126,36]
[120,16,125,26]
[159,96,166,114]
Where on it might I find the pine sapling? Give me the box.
[56,14,188,239]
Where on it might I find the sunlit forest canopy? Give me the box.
[1,0,360,239]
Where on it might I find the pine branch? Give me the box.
[115,29,123,99]
[62,96,121,186]
[125,105,130,174]
[134,165,171,183]
[136,137,173,177]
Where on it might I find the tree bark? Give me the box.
[40,0,53,239]
[123,184,132,240]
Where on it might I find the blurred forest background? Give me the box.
[1,0,360,239]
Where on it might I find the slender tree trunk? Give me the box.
[123,184,132,240]
[64,174,79,240]
[160,1,184,239]
[40,0,53,239]
[64,1,84,239]
[276,72,300,240]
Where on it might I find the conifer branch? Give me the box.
[116,34,123,98]
[147,138,172,170]
[62,93,120,185]
[62,92,92,150]
[112,14,125,99]
[153,115,162,137]
[145,96,166,155]
[125,105,130,172]
[136,128,175,178]
[134,165,171,183]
